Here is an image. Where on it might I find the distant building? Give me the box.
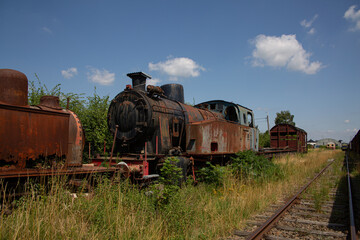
[316,138,341,148]
[327,142,336,149]
[307,139,316,148]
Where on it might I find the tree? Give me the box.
[259,131,270,148]
[274,110,295,126]
[81,88,113,160]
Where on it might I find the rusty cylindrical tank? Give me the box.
[0,69,28,106]
[0,69,84,170]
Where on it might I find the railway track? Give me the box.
[231,155,359,240]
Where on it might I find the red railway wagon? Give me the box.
[270,124,307,153]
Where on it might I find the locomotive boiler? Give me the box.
[107,72,259,179]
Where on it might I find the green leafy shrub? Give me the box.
[230,150,284,182]
[152,157,183,207]
[197,162,225,187]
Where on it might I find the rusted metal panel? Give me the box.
[0,69,28,106]
[186,120,251,154]
[0,104,69,170]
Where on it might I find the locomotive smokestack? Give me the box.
[127,72,151,91]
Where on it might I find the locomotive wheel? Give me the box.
[115,162,131,179]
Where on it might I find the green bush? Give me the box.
[151,157,183,207]
[197,162,225,187]
[230,150,284,182]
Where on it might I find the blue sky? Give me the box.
[1,0,359,142]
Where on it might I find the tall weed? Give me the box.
[230,150,284,182]
[0,150,342,239]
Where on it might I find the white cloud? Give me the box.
[344,5,360,31]
[251,34,323,74]
[146,78,161,86]
[61,67,78,79]
[87,68,115,85]
[300,14,318,28]
[344,120,350,124]
[42,27,52,34]
[301,15,318,35]
[149,57,205,81]
[308,28,316,35]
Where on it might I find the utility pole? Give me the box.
[267,115,270,135]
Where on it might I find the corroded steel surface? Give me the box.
[0,69,28,106]
[0,104,70,170]
[186,120,251,154]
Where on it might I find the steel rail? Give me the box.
[346,153,358,240]
[245,159,334,240]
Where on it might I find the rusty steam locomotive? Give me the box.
[106,72,259,179]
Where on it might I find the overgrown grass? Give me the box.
[302,150,345,212]
[0,150,343,239]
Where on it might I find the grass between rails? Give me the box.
[0,149,343,240]
[302,150,345,212]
